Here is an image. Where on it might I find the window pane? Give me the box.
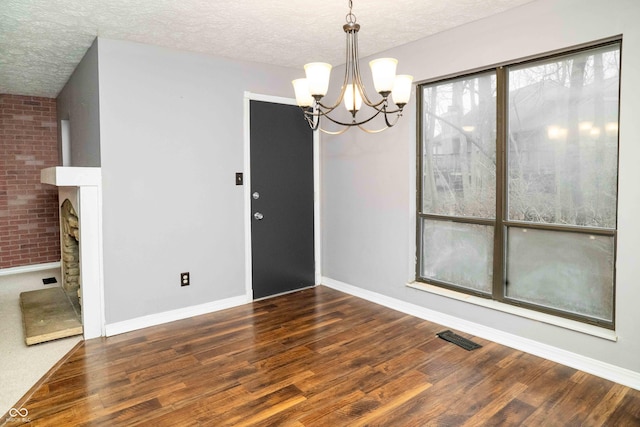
[421,219,493,293]
[421,72,496,218]
[505,227,614,322]
[507,43,620,228]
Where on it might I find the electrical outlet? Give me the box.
[181,272,190,287]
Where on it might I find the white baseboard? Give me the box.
[105,294,249,337]
[322,276,640,391]
[0,261,61,277]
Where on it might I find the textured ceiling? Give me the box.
[0,0,534,98]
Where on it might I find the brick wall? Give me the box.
[0,94,60,269]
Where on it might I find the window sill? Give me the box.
[406,281,617,342]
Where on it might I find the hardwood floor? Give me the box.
[4,286,640,426]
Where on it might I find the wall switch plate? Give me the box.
[235,172,243,185]
[181,272,190,286]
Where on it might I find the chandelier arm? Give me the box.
[308,101,341,116]
[302,109,320,131]
[346,27,355,85]
[318,87,348,113]
[359,97,387,110]
[357,110,402,133]
[318,126,352,135]
[304,105,401,135]
[351,32,377,107]
[383,109,402,128]
[317,30,353,112]
[357,124,391,134]
[310,97,385,117]
[299,106,322,131]
[314,97,388,115]
[345,35,387,111]
[321,106,385,127]
[302,105,362,126]
[304,103,402,131]
[381,105,406,114]
[341,28,357,108]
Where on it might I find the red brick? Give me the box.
[0,94,60,269]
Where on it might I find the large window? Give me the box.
[417,40,620,328]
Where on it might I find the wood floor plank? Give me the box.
[284,386,365,425]
[349,370,433,427]
[6,286,640,426]
[484,398,537,426]
[586,383,629,425]
[559,374,617,425]
[218,385,307,427]
[605,391,640,425]
[460,381,528,426]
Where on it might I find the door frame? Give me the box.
[243,92,320,300]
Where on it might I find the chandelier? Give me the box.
[292,0,413,134]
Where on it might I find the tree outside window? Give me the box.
[417,40,620,327]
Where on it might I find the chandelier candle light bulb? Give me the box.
[292,78,314,107]
[344,84,363,113]
[292,0,413,134]
[392,75,413,107]
[369,58,398,95]
[304,62,332,98]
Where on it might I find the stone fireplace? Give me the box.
[60,199,81,305]
[41,166,104,339]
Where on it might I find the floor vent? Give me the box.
[437,330,482,351]
[42,277,57,285]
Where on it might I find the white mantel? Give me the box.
[41,166,101,187]
[41,167,104,339]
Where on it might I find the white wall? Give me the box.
[96,38,299,323]
[57,38,101,167]
[322,0,640,375]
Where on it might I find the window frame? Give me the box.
[416,38,621,329]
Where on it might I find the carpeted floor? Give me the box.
[0,267,81,417]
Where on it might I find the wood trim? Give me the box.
[104,294,248,337]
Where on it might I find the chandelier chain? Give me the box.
[346,0,356,24]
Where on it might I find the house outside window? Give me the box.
[417,40,621,328]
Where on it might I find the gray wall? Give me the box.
[56,38,101,167]
[322,0,640,374]
[96,38,299,323]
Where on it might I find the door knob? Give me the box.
[254,212,264,220]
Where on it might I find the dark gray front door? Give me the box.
[250,100,314,299]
